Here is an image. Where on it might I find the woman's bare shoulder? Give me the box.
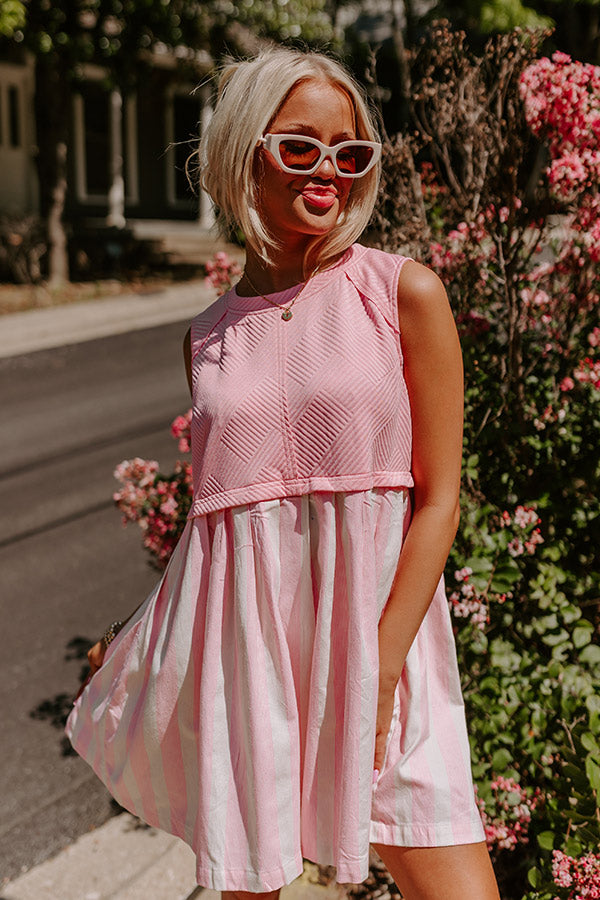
[398,258,447,297]
[396,258,456,344]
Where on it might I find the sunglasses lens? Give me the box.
[336,145,375,175]
[278,139,322,171]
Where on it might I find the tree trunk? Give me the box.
[34,55,70,286]
[390,0,412,124]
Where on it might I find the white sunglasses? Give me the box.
[259,133,382,179]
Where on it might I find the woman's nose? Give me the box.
[314,153,336,179]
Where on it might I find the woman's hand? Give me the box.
[73,638,106,702]
[373,672,399,778]
[87,639,107,676]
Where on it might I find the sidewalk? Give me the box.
[0,279,218,360]
[1,812,347,900]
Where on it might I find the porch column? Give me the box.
[107,87,126,228]
[198,85,214,229]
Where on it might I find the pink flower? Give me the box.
[574,357,600,389]
[560,376,575,392]
[589,327,600,348]
[513,505,541,528]
[552,849,600,898]
[204,251,242,294]
[160,496,178,517]
[171,409,192,454]
[476,776,543,853]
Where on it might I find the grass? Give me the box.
[0,272,204,316]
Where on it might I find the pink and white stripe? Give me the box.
[66,487,484,891]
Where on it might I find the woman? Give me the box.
[67,48,500,900]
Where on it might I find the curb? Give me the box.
[0,813,349,900]
[0,280,219,360]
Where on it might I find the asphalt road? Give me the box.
[0,321,193,884]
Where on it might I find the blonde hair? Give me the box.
[199,47,381,276]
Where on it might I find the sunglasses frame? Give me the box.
[259,133,382,179]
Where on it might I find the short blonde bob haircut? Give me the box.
[199,47,381,277]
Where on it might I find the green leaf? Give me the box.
[527,866,542,888]
[537,830,555,850]
[585,756,600,791]
[465,556,494,574]
[587,694,600,713]
[573,622,594,648]
[581,732,600,755]
[542,628,570,646]
[491,747,513,770]
[580,644,600,665]
[564,838,583,856]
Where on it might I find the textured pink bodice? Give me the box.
[187,243,415,518]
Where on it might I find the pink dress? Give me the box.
[65,245,485,892]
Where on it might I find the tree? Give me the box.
[6,0,334,285]
[0,0,25,37]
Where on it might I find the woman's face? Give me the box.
[255,79,357,248]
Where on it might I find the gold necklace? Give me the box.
[242,270,314,321]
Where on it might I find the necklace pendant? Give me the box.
[281,309,293,321]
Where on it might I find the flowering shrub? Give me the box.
[477,775,543,854]
[370,22,600,900]
[518,51,600,200]
[447,503,544,632]
[204,250,241,294]
[113,439,192,570]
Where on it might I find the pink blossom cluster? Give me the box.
[519,51,600,199]
[532,402,567,431]
[113,413,195,568]
[419,160,447,199]
[552,849,600,899]
[500,505,544,556]
[574,357,600,390]
[560,355,600,393]
[476,776,542,852]
[171,408,192,453]
[429,200,528,326]
[204,251,242,294]
[113,458,160,523]
[449,566,490,630]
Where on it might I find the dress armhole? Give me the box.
[344,250,415,337]
[189,300,229,396]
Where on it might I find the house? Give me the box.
[0,43,215,232]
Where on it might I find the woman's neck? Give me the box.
[239,245,309,296]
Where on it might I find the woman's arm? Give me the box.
[183,325,193,396]
[373,261,463,773]
[378,260,464,686]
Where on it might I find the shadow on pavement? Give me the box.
[28,635,96,756]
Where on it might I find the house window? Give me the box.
[81,81,111,195]
[8,85,21,147]
[75,80,137,202]
[0,82,22,148]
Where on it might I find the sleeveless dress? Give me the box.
[65,244,485,892]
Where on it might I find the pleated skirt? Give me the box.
[65,487,484,891]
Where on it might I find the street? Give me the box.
[0,321,193,883]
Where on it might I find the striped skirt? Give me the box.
[65,487,484,891]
